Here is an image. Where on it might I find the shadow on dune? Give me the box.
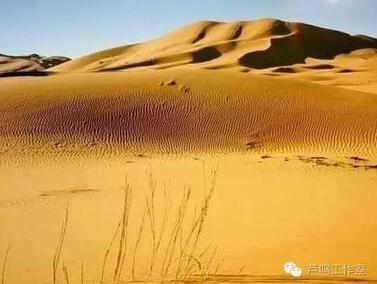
[0,70,48,77]
[305,64,335,70]
[239,24,377,69]
[102,59,157,71]
[192,46,222,63]
[272,67,297,73]
[101,46,222,72]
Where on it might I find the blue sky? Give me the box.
[1,0,376,58]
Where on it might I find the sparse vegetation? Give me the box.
[3,169,227,283]
[100,168,221,283]
[53,204,69,284]
[62,263,70,284]
[1,243,11,284]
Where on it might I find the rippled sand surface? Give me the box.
[1,69,377,158]
[1,50,377,283]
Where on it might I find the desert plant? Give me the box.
[55,168,221,283]
[53,204,69,284]
[62,263,70,284]
[113,180,132,282]
[100,178,132,283]
[100,217,121,282]
[160,186,192,278]
[146,172,171,277]
[131,207,147,279]
[175,169,217,279]
[1,243,11,284]
[81,260,84,284]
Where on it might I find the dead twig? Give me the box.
[1,243,11,284]
[53,204,69,284]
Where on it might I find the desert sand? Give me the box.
[0,53,69,77]
[1,19,377,284]
[51,18,377,94]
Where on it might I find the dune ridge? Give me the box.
[48,18,377,93]
[51,18,377,73]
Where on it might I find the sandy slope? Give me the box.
[51,19,377,73]
[259,48,377,94]
[50,18,377,94]
[1,69,377,158]
[0,53,70,77]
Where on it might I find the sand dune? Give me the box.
[1,69,377,157]
[49,18,377,93]
[258,48,377,94]
[51,18,377,73]
[2,19,377,156]
[2,18,377,284]
[0,53,70,77]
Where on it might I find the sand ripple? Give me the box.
[0,70,377,158]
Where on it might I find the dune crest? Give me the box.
[51,18,377,73]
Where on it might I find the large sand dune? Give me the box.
[50,18,377,94]
[51,18,377,73]
[1,69,377,157]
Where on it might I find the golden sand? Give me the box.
[1,19,377,284]
[50,18,377,94]
[1,69,377,157]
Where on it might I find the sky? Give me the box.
[1,0,377,58]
